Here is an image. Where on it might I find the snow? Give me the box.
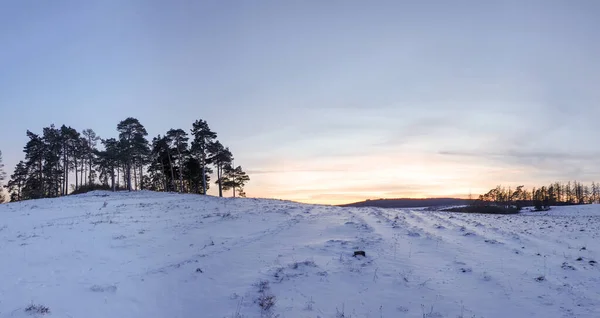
[1,191,599,318]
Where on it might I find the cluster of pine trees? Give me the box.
[1,118,249,202]
[479,181,600,210]
[0,150,5,203]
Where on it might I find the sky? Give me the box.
[1,0,600,205]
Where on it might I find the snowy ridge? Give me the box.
[1,191,599,318]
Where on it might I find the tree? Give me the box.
[117,118,148,191]
[182,156,212,194]
[0,150,5,183]
[221,165,250,197]
[208,141,233,197]
[191,120,217,195]
[0,150,5,203]
[5,119,251,200]
[23,131,46,199]
[82,129,100,186]
[166,129,189,193]
[59,125,80,195]
[132,134,150,190]
[42,125,63,197]
[96,138,120,191]
[5,161,27,202]
[150,135,175,191]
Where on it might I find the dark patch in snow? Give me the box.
[353,251,366,258]
[561,262,576,270]
[25,304,50,315]
[90,284,117,293]
[484,239,503,245]
[535,276,546,282]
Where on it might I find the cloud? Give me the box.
[437,149,600,182]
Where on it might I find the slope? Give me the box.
[0,191,599,318]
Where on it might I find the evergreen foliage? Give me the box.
[3,118,249,202]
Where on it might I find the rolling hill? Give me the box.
[1,191,599,318]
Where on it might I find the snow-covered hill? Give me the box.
[1,191,599,318]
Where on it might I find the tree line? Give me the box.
[1,118,249,202]
[478,181,600,211]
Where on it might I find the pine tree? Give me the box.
[150,135,175,191]
[96,138,120,191]
[0,150,5,203]
[0,150,5,183]
[221,165,250,197]
[6,161,27,202]
[59,125,80,195]
[208,141,233,197]
[42,125,63,197]
[23,131,46,199]
[132,134,150,190]
[82,129,100,186]
[191,120,217,195]
[166,129,189,193]
[117,118,148,191]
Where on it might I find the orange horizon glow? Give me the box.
[238,150,537,205]
[249,193,475,206]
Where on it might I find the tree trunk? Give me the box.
[88,136,93,186]
[111,167,116,191]
[201,151,207,195]
[56,160,60,197]
[139,163,143,190]
[39,159,43,198]
[217,163,223,197]
[232,161,236,198]
[133,159,138,190]
[166,150,175,192]
[81,159,85,187]
[127,162,132,191]
[75,157,78,191]
[176,145,183,193]
[64,149,69,195]
[160,156,167,191]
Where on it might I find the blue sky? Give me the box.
[1,1,599,204]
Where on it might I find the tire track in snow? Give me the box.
[425,211,600,316]
[360,208,600,318]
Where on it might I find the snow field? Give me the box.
[0,191,599,317]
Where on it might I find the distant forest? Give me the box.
[340,198,470,208]
[343,182,600,212]
[476,183,600,210]
[0,118,249,203]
